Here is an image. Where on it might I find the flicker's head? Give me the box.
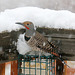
[16,21,34,30]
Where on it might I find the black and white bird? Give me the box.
[16,21,70,67]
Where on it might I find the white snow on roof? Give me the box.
[0,7,75,33]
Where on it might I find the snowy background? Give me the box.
[0,7,75,54]
[0,0,75,13]
[0,7,75,33]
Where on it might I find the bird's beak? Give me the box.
[15,22,24,26]
[16,22,29,29]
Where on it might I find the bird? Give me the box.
[16,21,59,56]
[16,21,70,67]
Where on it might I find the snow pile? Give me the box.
[17,34,31,55]
[1,7,75,54]
[0,7,75,33]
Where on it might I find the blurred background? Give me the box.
[0,0,75,12]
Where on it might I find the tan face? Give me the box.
[16,21,34,30]
[22,21,34,30]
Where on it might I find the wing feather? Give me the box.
[27,31,59,56]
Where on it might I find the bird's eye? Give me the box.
[27,23,29,25]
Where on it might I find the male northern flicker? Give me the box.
[16,21,59,56]
[16,21,70,67]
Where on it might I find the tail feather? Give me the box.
[58,57,70,68]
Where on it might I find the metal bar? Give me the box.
[49,58,50,75]
[24,57,25,75]
[29,56,30,75]
[18,55,21,75]
[40,56,41,75]
[45,58,48,75]
[51,57,52,75]
[35,55,36,75]
[54,56,55,75]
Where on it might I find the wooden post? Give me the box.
[11,60,18,75]
[1,60,18,75]
[5,62,11,75]
[0,63,5,75]
[64,61,75,75]
[55,60,56,75]
[63,61,67,75]
[56,60,64,75]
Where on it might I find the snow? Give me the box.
[17,34,31,55]
[0,7,75,33]
[1,7,75,54]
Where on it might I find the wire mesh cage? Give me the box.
[18,52,56,75]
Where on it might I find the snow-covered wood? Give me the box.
[0,29,25,61]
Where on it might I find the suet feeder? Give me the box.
[18,51,56,75]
